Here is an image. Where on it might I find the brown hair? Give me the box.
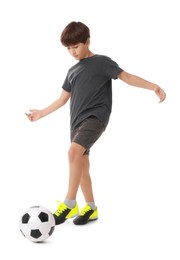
[60,21,90,47]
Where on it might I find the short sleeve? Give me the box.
[62,73,71,92]
[104,57,123,79]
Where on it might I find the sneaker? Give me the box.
[53,201,79,225]
[73,204,98,225]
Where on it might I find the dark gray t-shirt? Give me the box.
[62,54,123,130]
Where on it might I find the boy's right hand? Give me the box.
[25,109,42,122]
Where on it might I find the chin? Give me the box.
[73,56,80,60]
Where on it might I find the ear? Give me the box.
[85,37,90,46]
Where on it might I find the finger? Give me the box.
[159,93,166,103]
[25,113,30,116]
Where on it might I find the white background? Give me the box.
[0,0,179,259]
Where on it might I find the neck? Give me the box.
[85,50,94,58]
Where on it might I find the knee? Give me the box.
[68,146,82,163]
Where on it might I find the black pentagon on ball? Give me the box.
[38,212,49,222]
[31,229,42,239]
[22,213,30,224]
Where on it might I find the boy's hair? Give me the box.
[61,21,90,47]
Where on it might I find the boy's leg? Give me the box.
[54,117,104,225]
[65,142,86,200]
[73,154,98,225]
[53,142,85,225]
[80,155,95,202]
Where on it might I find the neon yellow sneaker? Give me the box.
[73,204,98,225]
[53,201,79,225]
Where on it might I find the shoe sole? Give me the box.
[73,217,98,225]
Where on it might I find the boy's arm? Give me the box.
[26,90,71,122]
[118,71,166,103]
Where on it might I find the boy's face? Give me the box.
[67,39,90,60]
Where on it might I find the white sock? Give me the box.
[87,202,96,211]
[64,198,76,208]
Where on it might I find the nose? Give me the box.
[70,49,76,56]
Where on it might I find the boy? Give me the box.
[26,21,166,225]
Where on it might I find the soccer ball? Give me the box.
[19,206,55,242]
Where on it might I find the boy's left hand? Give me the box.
[154,86,166,103]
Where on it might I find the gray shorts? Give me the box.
[71,116,105,155]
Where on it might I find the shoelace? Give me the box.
[80,205,91,216]
[54,201,67,216]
